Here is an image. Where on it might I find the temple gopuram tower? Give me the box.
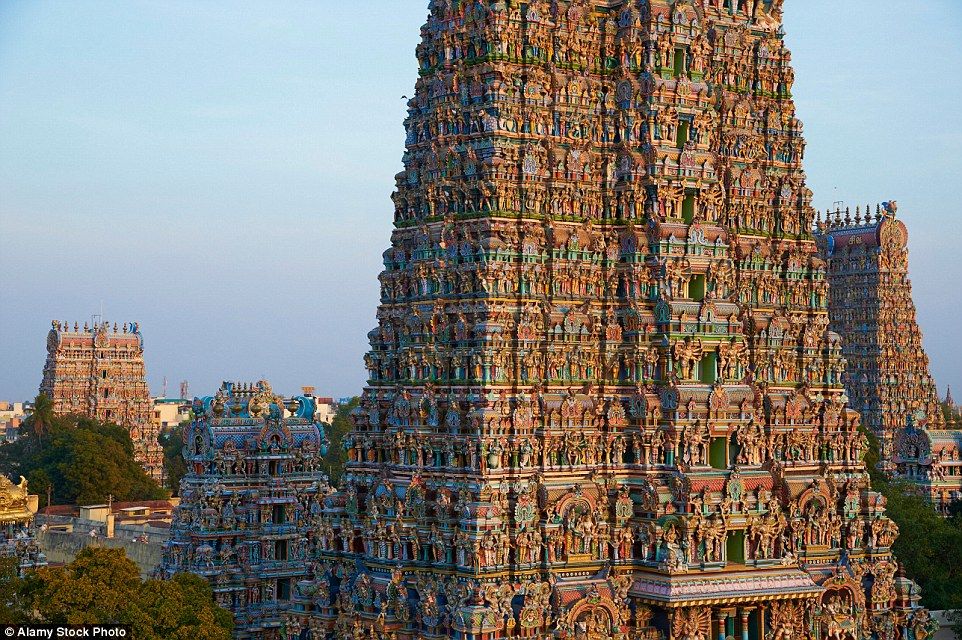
[817,204,944,459]
[306,2,930,639]
[160,381,330,640]
[818,205,962,511]
[40,320,163,480]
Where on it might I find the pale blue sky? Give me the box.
[1,1,960,402]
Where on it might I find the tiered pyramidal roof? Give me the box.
[818,206,944,452]
[301,2,931,639]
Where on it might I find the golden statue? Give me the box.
[0,475,38,524]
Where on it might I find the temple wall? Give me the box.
[36,517,166,578]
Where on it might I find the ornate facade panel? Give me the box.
[893,427,962,514]
[40,321,162,480]
[159,381,330,639]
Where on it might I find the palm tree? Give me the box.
[29,393,54,446]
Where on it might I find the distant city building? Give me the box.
[152,396,192,431]
[160,381,329,639]
[37,497,176,577]
[0,475,46,575]
[314,399,336,425]
[300,388,337,425]
[819,205,962,512]
[40,320,163,481]
[0,401,26,441]
[44,498,179,529]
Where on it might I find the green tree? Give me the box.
[161,423,188,495]
[321,397,359,487]
[27,393,54,447]
[0,414,167,505]
[19,548,233,639]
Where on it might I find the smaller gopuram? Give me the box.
[818,204,962,511]
[893,425,962,513]
[0,475,47,575]
[160,381,330,640]
[816,204,944,465]
[40,320,162,480]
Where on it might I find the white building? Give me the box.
[151,397,192,431]
[0,401,26,441]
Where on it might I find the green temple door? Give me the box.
[674,48,686,77]
[726,530,746,564]
[749,609,761,640]
[710,437,727,470]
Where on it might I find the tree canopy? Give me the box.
[160,422,189,495]
[0,397,167,505]
[3,548,233,639]
[321,397,359,487]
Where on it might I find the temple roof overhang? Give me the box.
[630,567,822,608]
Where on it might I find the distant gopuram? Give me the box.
[818,205,962,511]
[300,1,931,640]
[40,320,162,481]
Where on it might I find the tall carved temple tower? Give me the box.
[818,206,962,511]
[160,381,330,639]
[40,321,163,481]
[303,2,929,640]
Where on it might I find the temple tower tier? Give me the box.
[818,203,962,514]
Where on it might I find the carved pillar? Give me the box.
[739,607,752,640]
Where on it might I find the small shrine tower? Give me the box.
[160,381,330,639]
